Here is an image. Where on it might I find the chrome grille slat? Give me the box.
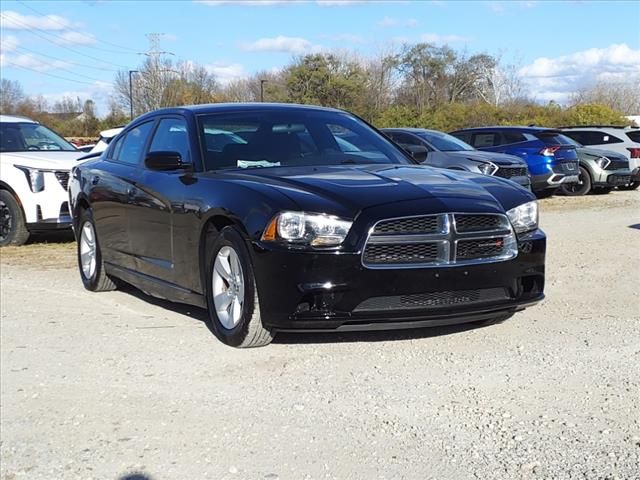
[54,171,70,190]
[362,213,517,269]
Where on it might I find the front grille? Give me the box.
[457,238,506,259]
[553,162,579,174]
[494,167,528,178]
[364,243,439,265]
[54,171,70,190]
[354,288,510,312]
[455,214,506,233]
[363,213,516,268]
[605,158,629,170]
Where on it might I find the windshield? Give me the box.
[0,122,76,152]
[417,131,475,152]
[558,134,582,147]
[197,110,411,171]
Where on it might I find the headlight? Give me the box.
[507,201,538,234]
[15,166,45,193]
[477,162,498,176]
[261,211,353,247]
[595,157,610,169]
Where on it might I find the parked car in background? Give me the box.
[0,115,85,246]
[88,126,124,154]
[450,127,580,197]
[381,128,531,189]
[557,135,631,196]
[69,103,545,348]
[560,126,640,190]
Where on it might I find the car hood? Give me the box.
[0,151,86,170]
[214,164,534,218]
[442,150,527,166]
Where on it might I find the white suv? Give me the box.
[0,115,86,245]
[561,126,640,190]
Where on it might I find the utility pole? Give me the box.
[260,79,267,102]
[129,70,139,120]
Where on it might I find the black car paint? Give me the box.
[70,104,545,331]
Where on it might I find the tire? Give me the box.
[559,166,591,196]
[618,181,640,191]
[77,208,117,292]
[592,187,613,195]
[204,226,273,348]
[0,190,30,246]
[471,313,514,327]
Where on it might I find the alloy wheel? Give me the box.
[80,221,97,279]
[212,246,245,329]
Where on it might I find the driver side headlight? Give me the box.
[262,211,353,247]
[15,166,45,193]
[595,157,610,169]
[507,201,538,234]
[477,162,499,176]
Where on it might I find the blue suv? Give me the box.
[450,127,580,195]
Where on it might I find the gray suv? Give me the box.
[382,128,531,189]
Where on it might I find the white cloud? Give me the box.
[194,0,294,5]
[241,35,323,54]
[378,16,418,28]
[54,31,97,46]
[519,43,640,103]
[205,63,246,84]
[0,53,72,72]
[0,10,71,30]
[420,33,471,44]
[326,33,366,44]
[316,0,361,4]
[487,2,506,13]
[0,35,19,53]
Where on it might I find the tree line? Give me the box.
[1,42,637,139]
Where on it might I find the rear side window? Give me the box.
[625,130,640,143]
[149,118,191,163]
[111,121,155,165]
[471,133,499,148]
[502,132,526,144]
[564,130,622,145]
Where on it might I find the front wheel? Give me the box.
[77,208,117,292]
[559,166,591,196]
[205,226,273,348]
[0,190,30,246]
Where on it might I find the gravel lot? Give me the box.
[1,191,639,480]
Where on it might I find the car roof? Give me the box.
[0,114,38,124]
[133,102,346,123]
[451,126,561,133]
[560,125,638,130]
[381,128,445,135]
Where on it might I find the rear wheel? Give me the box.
[559,166,591,196]
[0,190,29,247]
[77,208,117,292]
[204,226,273,348]
[618,181,639,191]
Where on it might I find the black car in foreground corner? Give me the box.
[69,103,546,347]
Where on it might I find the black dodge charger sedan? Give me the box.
[69,103,545,347]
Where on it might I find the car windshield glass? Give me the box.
[534,131,575,146]
[0,122,76,152]
[417,131,474,151]
[626,130,640,143]
[198,110,411,171]
[558,134,582,147]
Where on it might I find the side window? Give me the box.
[472,132,499,148]
[601,133,623,144]
[393,132,423,146]
[562,131,585,144]
[149,117,191,163]
[108,135,125,160]
[115,121,155,165]
[502,132,525,144]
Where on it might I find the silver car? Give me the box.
[382,128,531,189]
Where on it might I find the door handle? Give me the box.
[91,176,100,185]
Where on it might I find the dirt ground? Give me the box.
[1,191,639,480]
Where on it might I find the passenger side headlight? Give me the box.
[507,201,538,234]
[262,211,353,247]
[595,157,610,169]
[15,166,45,193]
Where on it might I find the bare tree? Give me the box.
[0,79,25,114]
[569,76,640,115]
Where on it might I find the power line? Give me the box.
[3,61,109,86]
[0,13,130,69]
[17,0,141,54]
[14,45,119,73]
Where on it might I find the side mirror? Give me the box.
[145,151,188,171]
[401,144,429,163]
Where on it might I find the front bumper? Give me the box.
[18,170,73,231]
[592,166,633,187]
[251,229,546,331]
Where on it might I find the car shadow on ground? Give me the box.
[629,223,640,230]
[27,230,75,244]
[115,282,481,345]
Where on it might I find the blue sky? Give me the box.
[1,0,639,115]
